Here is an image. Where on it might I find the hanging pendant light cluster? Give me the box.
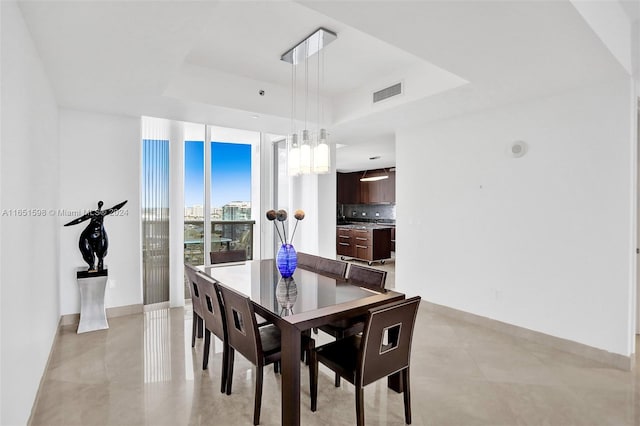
[281,28,336,176]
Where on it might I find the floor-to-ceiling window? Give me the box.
[182,126,258,266]
[207,126,258,262]
[210,139,253,258]
[182,125,258,267]
[143,118,260,306]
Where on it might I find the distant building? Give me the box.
[184,203,250,220]
[211,207,223,220]
[222,201,251,220]
[184,204,204,219]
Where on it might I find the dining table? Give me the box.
[199,259,405,426]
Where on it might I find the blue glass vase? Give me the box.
[276,243,297,278]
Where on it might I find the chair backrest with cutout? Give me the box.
[195,272,226,341]
[216,283,261,365]
[358,296,421,387]
[184,263,204,316]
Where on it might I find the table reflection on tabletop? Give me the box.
[200,259,379,318]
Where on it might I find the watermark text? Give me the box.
[1,208,129,217]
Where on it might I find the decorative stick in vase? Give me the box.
[266,208,305,277]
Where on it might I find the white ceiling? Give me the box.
[185,2,428,98]
[16,0,635,172]
[620,0,640,22]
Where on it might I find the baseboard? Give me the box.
[27,320,62,426]
[423,300,633,371]
[59,303,143,326]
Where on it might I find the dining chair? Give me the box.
[195,272,229,393]
[210,249,246,264]
[184,263,205,347]
[347,264,387,291]
[317,263,387,386]
[315,257,348,277]
[216,283,284,425]
[296,252,319,270]
[310,296,421,426]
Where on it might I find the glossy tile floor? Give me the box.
[31,282,640,425]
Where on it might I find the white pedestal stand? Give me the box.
[76,268,109,333]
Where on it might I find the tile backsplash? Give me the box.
[338,203,396,222]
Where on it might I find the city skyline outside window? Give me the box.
[184,138,254,267]
[184,141,252,220]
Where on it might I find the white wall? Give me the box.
[289,148,337,258]
[1,1,61,424]
[58,109,142,315]
[291,174,319,253]
[317,145,337,259]
[397,77,637,356]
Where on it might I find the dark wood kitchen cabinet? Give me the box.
[391,226,395,252]
[337,172,361,204]
[337,226,391,265]
[338,170,395,204]
[384,171,396,201]
[360,171,395,204]
[353,228,373,261]
[336,227,355,257]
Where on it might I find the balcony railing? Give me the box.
[184,219,256,266]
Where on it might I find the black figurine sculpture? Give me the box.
[64,200,127,272]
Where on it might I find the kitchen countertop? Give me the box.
[337,223,394,230]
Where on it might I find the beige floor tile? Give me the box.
[469,344,565,386]
[410,376,519,426]
[410,346,485,381]
[492,382,604,426]
[29,277,640,426]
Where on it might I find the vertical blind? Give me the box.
[142,117,170,305]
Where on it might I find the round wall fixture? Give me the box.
[509,140,528,158]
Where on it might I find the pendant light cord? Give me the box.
[291,61,296,136]
[321,48,325,129]
[304,40,309,131]
[317,36,321,134]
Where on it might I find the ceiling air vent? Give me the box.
[373,82,402,103]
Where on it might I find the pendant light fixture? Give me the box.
[281,28,336,176]
[360,168,390,182]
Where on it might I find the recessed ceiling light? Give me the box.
[251,115,260,119]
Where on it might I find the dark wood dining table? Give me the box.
[200,259,404,426]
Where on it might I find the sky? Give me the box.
[184,141,251,208]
